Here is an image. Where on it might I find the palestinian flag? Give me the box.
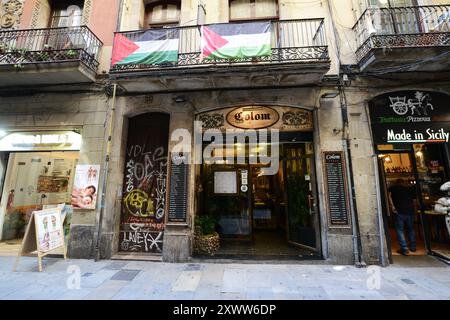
[112,29,179,66]
[201,21,272,60]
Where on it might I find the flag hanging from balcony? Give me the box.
[201,21,272,60]
[111,29,179,66]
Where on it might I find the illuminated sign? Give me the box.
[0,131,82,151]
[369,91,450,144]
[226,106,280,129]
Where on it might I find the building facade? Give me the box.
[0,0,449,265]
[0,0,119,258]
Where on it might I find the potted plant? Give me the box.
[193,215,220,256]
[1,210,25,241]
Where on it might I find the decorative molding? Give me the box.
[198,114,225,129]
[356,33,450,62]
[0,0,24,30]
[81,0,93,26]
[282,110,313,130]
[30,0,41,29]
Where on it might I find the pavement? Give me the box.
[0,255,449,300]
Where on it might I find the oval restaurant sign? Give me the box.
[226,106,280,129]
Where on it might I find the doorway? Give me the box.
[378,143,450,262]
[197,141,321,259]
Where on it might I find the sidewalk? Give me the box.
[0,255,449,300]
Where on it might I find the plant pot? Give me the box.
[2,226,17,241]
[193,230,220,256]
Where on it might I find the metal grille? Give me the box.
[111,19,328,72]
[353,5,450,62]
[0,26,102,71]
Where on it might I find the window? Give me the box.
[363,0,416,10]
[229,0,279,21]
[50,0,84,28]
[144,1,181,27]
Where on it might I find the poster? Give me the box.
[71,164,100,210]
[34,208,64,253]
[214,171,237,194]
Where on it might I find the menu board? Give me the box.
[34,208,64,252]
[214,171,237,195]
[323,152,350,226]
[168,159,188,223]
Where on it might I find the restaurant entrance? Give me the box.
[368,90,450,263]
[377,143,450,262]
[197,139,321,259]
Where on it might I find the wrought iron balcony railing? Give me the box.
[353,5,450,62]
[111,19,328,72]
[0,26,102,71]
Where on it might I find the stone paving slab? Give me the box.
[0,256,449,300]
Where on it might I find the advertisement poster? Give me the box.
[34,208,64,253]
[71,165,100,210]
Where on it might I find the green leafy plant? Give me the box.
[66,49,78,58]
[287,175,309,227]
[1,211,25,240]
[37,51,50,61]
[195,215,217,236]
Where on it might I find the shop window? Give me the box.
[229,0,279,21]
[144,1,181,28]
[0,151,79,241]
[50,0,84,28]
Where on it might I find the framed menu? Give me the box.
[168,159,188,223]
[323,152,351,227]
[214,171,238,195]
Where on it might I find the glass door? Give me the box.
[413,144,450,259]
[283,143,319,251]
[200,163,252,241]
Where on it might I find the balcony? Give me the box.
[0,26,102,87]
[110,19,330,93]
[353,5,450,72]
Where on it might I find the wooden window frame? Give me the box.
[229,0,279,22]
[144,0,181,28]
[49,0,84,28]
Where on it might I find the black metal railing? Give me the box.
[0,26,102,71]
[353,5,450,61]
[111,18,328,72]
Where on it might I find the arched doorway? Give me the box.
[118,112,170,255]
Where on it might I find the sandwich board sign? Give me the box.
[13,207,66,272]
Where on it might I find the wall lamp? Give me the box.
[320,92,339,99]
[173,96,186,103]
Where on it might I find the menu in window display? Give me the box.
[214,171,237,195]
[323,152,350,226]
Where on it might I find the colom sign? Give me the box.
[369,91,450,145]
[227,106,280,129]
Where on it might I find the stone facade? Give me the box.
[0,92,110,259]
[0,0,448,265]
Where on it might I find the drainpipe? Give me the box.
[339,84,366,267]
[94,83,117,262]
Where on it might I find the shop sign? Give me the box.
[0,131,82,151]
[369,91,450,144]
[226,106,280,129]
